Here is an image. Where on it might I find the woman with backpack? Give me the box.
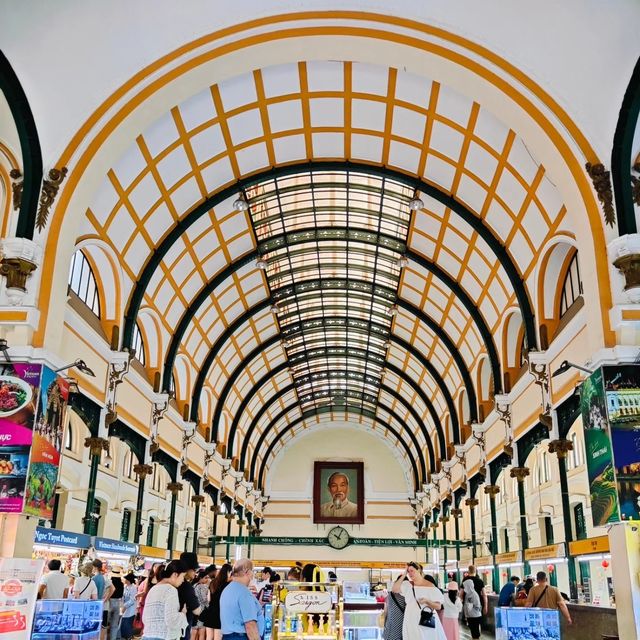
[382,574,406,640]
[460,567,487,640]
[440,582,462,640]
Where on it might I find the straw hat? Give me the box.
[446,581,459,591]
[110,566,123,577]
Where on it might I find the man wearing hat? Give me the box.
[178,552,203,640]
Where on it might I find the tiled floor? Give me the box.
[459,625,494,639]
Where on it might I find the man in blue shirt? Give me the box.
[498,575,521,607]
[220,559,264,640]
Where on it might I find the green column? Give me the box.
[442,516,449,583]
[465,498,479,563]
[485,485,500,593]
[225,515,233,560]
[167,488,179,554]
[511,467,531,576]
[83,437,108,535]
[550,439,578,600]
[192,496,203,553]
[210,511,218,559]
[132,468,149,544]
[452,508,462,582]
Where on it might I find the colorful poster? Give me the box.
[0,364,43,513]
[603,364,640,521]
[0,557,44,640]
[580,368,620,526]
[24,368,69,519]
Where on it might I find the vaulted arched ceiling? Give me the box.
[70,53,582,489]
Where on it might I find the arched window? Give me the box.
[88,498,102,536]
[537,452,549,484]
[151,463,162,492]
[65,424,73,452]
[559,252,583,317]
[120,508,131,541]
[570,432,584,468]
[123,450,135,479]
[131,323,146,366]
[544,516,554,545]
[68,250,100,317]
[146,517,156,547]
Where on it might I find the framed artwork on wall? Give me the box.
[313,461,364,524]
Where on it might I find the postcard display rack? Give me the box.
[272,582,344,640]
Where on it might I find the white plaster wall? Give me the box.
[1,1,638,164]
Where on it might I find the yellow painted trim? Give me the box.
[0,310,28,323]
[36,12,613,351]
[621,309,640,321]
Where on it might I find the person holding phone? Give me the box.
[392,563,445,640]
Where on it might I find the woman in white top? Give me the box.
[141,560,188,640]
[392,562,446,640]
[440,582,462,640]
[73,563,98,600]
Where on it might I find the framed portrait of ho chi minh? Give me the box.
[313,461,364,524]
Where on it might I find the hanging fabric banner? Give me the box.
[24,367,70,519]
[0,364,43,513]
[580,367,620,527]
[602,364,640,521]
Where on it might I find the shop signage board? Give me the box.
[0,557,45,640]
[247,536,468,548]
[524,543,563,561]
[253,559,408,569]
[580,367,620,526]
[474,556,493,566]
[34,527,91,550]
[569,535,610,556]
[93,538,138,556]
[284,591,333,613]
[138,545,167,560]
[495,551,521,564]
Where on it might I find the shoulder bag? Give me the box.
[532,586,548,608]
[411,585,436,629]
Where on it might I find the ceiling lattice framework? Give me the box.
[74,60,573,481]
[245,168,413,416]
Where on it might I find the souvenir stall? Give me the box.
[32,527,91,575]
[137,545,167,571]
[569,537,614,606]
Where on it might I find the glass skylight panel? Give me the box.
[246,168,414,413]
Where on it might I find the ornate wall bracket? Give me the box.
[585,162,616,227]
[9,169,22,211]
[548,438,573,458]
[483,484,500,497]
[167,481,184,496]
[133,463,153,479]
[36,167,67,231]
[84,436,109,457]
[149,394,169,454]
[509,466,530,482]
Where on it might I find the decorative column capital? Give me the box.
[450,508,463,518]
[429,522,439,530]
[0,238,42,304]
[167,481,183,496]
[483,484,500,497]
[133,463,153,478]
[609,234,640,301]
[465,498,479,508]
[548,438,573,458]
[191,494,205,505]
[613,253,640,292]
[84,436,109,457]
[440,515,450,524]
[510,466,530,482]
[224,512,236,521]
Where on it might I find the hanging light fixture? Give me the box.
[233,197,249,212]
[388,304,398,316]
[409,196,424,211]
[270,303,280,314]
[256,256,268,270]
[397,255,409,268]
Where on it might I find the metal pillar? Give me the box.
[465,498,479,563]
[167,490,178,553]
[225,516,233,560]
[210,511,218,559]
[511,467,531,576]
[550,439,578,600]
[485,485,500,593]
[452,508,462,582]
